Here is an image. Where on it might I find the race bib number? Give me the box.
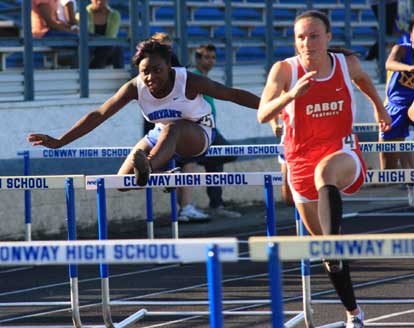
[342,134,357,150]
[197,114,215,128]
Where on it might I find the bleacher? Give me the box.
[0,0,379,99]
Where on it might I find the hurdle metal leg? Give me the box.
[97,178,148,328]
[295,208,315,328]
[264,175,276,236]
[65,178,82,328]
[146,188,154,239]
[268,242,284,328]
[169,160,179,239]
[207,244,224,328]
[264,175,306,327]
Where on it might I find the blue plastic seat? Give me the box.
[236,46,265,62]
[353,26,377,38]
[274,46,295,60]
[361,9,377,22]
[331,26,345,41]
[273,8,296,21]
[214,26,247,38]
[331,9,358,22]
[155,6,175,21]
[215,47,225,63]
[232,8,261,21]
[251,26,284,38]
[194,7,224,21]
[187,26,210,38]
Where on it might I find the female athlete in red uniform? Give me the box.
[258,10,391,328]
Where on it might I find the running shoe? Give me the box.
[132,150,151,187]
[346,306,364,328]
[178,204,210,222]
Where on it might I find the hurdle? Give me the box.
[83,173,308,327]
[18,131,414,239]
[0,238,238,328]
[249,233,414,327]
[0,175,84,328]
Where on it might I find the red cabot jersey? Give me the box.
[282,53,366,202]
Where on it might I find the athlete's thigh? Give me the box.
[407,103,414,123]
[174,120,208,157]
[314,151,357,191]
[295,201,322,236]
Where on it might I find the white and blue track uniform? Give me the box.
[137,67,215,155]
[382,43,414,140]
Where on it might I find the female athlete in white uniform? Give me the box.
[27,40,260,186]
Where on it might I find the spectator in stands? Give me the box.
[150,33,209,222]
[85,0,124,69]
[56,0,78,29]
[31,0,78,38]
[257,10,391,328]
[379,20,414,206]
[27,40,260,194]
[366,0,398,60]
[191,44,243,219]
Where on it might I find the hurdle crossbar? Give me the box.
[249,233,414,261]
[18,141,414,161]
[0,175,84,190]
[249,234,414,327]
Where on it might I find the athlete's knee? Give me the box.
[314,161,337,188]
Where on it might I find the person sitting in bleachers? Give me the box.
[31,0,78,38]
[84,0,124,69]
[56,0,78,31]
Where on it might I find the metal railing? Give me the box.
[1,0,391,101]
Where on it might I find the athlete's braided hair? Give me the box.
[132,40,172,67]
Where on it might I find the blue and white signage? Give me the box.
[0,238,238,265]
[85,172,284,190]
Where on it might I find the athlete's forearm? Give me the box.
[257,92,293,123]
[385,60,414,73]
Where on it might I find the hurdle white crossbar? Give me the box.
[0,175,84,190]
[249,233,414,261]
[249,234,414,327]
[0,238,238,265]
[85,172,284,190]
[20,141,414,160]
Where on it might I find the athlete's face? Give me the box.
[294,17,331,64]
[139,54,171,95]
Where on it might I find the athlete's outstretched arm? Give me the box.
[385,44,414,72]
[186,72,260,109]
[27,78,138,148]
[346,55,391,132]
[257,60,316,123]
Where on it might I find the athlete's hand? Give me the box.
[288,71,317,99]
[27,134,63,149]
[374,109,392,132]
